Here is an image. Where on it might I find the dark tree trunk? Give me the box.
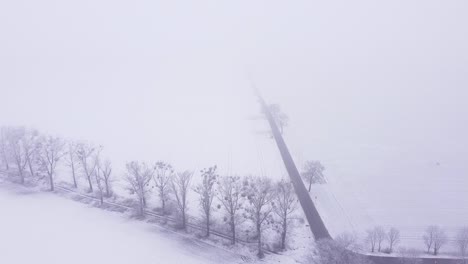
[206,214,210,237]
[257,223,264,258]
[71,162,77,188]
[105,181,110,197]
[27,158,34,177]
[87,175,93,192]
[281,221,287,250]
[49,173,54,191]
[230,215,236,245]
[161,197,166,214]
[182,210,186,230]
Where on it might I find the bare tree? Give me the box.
[76,142,100,192]
[423,225,447,255]
[302,160,326,192]
[100,160,112,197]
[375,226,386,252]
[216,175,245,245]
[22,128,41,177]
[125,161,153,215]
[171,171,193,230]
[194,166,218,237]
[432,227,448,256]
[152,161,173,214]
[387,227,401,253]
[273,179,298,250]
[64,140,79,188]
[8,127,29,184]
[244,176,276,258]
[456,227,468,264]
[366,228,378,253]
[94,156,105,205]
[265,104,289,135]
[38,136,65,191]
[0,127,11,171]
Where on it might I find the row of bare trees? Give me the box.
[0,126,114,201]
[365,225,468,260]
[123,161,299,258]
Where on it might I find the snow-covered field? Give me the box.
[0,184,246,264]
[306,146,468,254]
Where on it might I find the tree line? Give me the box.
[0,125,300,259]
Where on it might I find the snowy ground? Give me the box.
[0,180,309,264]
[307,148,468,255]
[0,184,246,264]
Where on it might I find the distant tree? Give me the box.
[272,179,298,250]
[38,136,65,191]
[171,171,193,230]
[194,166,218,237]
[93,157,105,205]
[152,161,173,214]
[423,225,447,255]
[64,140,79,188]
[432,227,448,256]
[22,128,41,177]
[375,226,386,252]
[302,160,326,192]
[0,127,11,171]
[366,228,378,253]
[244,176,276,258]
[125,161,153,216]
[216,175,245,244]
[387,227,401,253]
[266,104,289,135]
[76,143,100,192]
[456,227,468,263]
[8,127,29,184]
[100,160,112,197]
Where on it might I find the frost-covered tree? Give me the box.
[8,127,29,184]
[76,142,100,192]
[366,227,383,253]
[22,128,41,178]
[171,171,193,230]
[64,140,79,188]
[152,161,173,214]
[244,176,276,258]
[375,226,386,252]
[456,227,468,263]
[387,227,401,253]
[0,127,11,171]
[93,156,107,205]
[302,160,326,192]
[273,179,298,250]
[125,161,153,215]
[38,136,65,191]
[423,225,447,255]
[265,104,289,135]
[194,166,218,237]
[216,175,245,244]
[100,160,112,197]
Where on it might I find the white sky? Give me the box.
[1,0,467,183]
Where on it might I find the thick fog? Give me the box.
[1,0,467,183]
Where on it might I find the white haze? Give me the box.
[1,0,468,188]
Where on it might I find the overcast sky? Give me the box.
[1,0,467,186]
